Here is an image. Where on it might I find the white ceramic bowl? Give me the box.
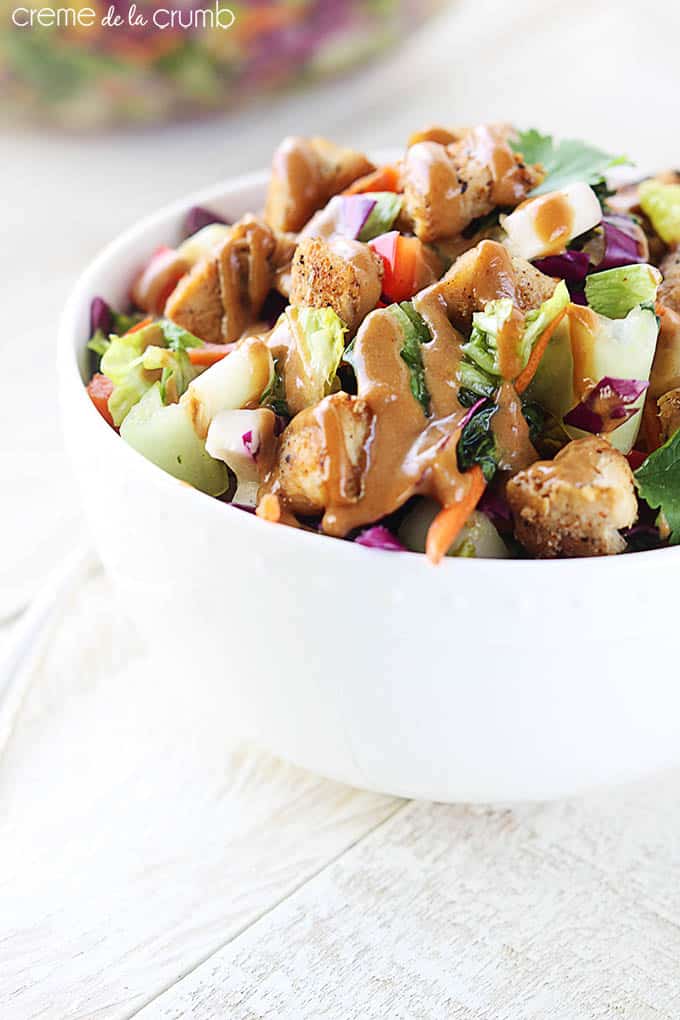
[58,168,680,803]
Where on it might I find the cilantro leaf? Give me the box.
[157,319,204,352]
[634,430,680,544]
[511,128,629,196]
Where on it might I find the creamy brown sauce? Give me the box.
[531,192,575,255]
[320,305,472,536]
[492,381,536,474]
[465,125,527,206]
[568,304,599,398]
[497,306,526,381]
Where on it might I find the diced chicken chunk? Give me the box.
[403,125,543,243]
[265,136,374,233]
[289,236,383,332]
[658,387,680,442]
[165,215,294,344]
[164,257,224,344]
[506,436,637,558]
[265,392,372,516]
[436,239,557,334]
[659,246,680,315]
[649,304,680,400]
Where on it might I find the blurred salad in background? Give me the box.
[0,0,444,129]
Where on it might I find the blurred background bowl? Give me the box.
[0,0,445,130]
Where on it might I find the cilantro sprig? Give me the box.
[635,430,680,545]
[511,128,629,196]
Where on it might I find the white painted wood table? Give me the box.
[3,0,680,1015]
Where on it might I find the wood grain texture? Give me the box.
[0,569,401,1020]
[139,785,680,1020]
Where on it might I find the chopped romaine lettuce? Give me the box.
[635,429,680,544]
[120,383,229,496]
[528,305,659,452]
[100,323,164,427]
[457,402,497,481]
[511,128,628,196]
[357,192,403,242]
[460,281,569,396]
[141,345,199,405]
[638,179,680,244]
[286,305,346,413]
[390,301,431,415]
[584,264,661,319]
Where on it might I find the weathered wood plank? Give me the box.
[139,780,680,1019]
[0,570,401,1020]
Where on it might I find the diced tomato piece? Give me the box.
[369,231,425,304]
[87,373,115,428]
[187,342,237,366]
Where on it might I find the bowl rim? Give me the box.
[57,166,679,574]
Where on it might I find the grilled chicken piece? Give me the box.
[403,125,543,243]
[649,305,680,401]
[164,257,224,343]
[265,137,374,233]
[658,387,680,443]
[165,216,294,344]
[289,236,383,333]
[659,246,680,315]
[436,239,557,334]
[506,436,637,558]
[264,392,372,516]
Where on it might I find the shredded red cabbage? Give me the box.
[597,217,645,271]
[564,377,649,434]
[459,397,487,428]
[90,296,113,337]
[354,525,406,552]
[533,251,590,284]
[339,196,376,240]
[184,206,230,237]
[242,429,260,460]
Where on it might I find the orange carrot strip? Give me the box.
[425,466,486,565]
[188,341,237,367]
[125,316,153,335]
[342,164,401,196]
[514,309,567,394]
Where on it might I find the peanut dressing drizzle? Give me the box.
[465,125,529,206]
[567,304,599,398]
[516,191,575,256]
[492,381,537,474]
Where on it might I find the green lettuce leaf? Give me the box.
[638,180,680,244]
[511,129,628,196]
[156,318,204,352]
[460,281,569,396]
[585,263,661,319]
[142,345,200,405]
[390,301,431,416]
[285,305,347,413]
[635,430,680,544]
[358,192,403,242]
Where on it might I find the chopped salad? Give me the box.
[85,125,680,561]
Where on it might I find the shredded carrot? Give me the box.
[342,164,401,196]
[425,466,486,565]
[256,493,282,523]
[125,316,153,335]
[514,309,567,394]
[188,342,237,367]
